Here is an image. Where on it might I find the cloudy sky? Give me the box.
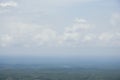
[0,0,120,64]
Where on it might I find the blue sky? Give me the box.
[0,0,120,64]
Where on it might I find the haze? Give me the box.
[0,0,120,68]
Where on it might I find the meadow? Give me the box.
[0,64,120,80]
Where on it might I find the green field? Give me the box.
[0,67,120,80]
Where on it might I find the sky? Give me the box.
[0,0,120,66]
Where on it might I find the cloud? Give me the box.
[75,18,87,23]
[0,18,95,47]
[96,32,120,46]
[0,22,57,47]
[110,13,120,26]
[0,17,120,47]
[58,32,80,45]
[0,1,17,8]
[82,34,95,42]
[58,18,94,46]
[0,34,13,47]
[65,18,92,33]
[33,28,57,46]
[98,33,114,41]
[45,0,98,6]
[111,32,120,46]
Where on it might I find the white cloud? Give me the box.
[112,32,120,46]
[0,22,57,47]
[116,32,120,36]
[82,34,95,42]
[0,18,93,47]
[110,13,120,26]
[98,33,114,42]
[0,1,17,8]
[58,18,94,46]
[75,18,87,23]
[33,28,57,46]
[0,34,13,47]
[43,0,98,6]
[0,17,120,47]
[65,18,92,33]
[64,32,80,41]
[95,32,120,46]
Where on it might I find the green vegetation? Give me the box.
[0,68,120,80]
